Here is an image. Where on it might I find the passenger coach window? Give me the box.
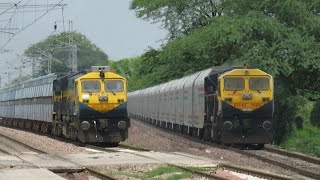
[81,81,100,93]
[105,80,124,92]
[249,77,270,90]
[224,78,244,91]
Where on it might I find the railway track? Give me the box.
[0,132,46,155]
[218,163,291,180]
[0,131,119,180]
[264,145,320,165]
[0,125,298,180]
[33,134,290,180]
[133,118,320,179]
[232,148,320,179]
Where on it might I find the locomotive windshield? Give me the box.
[105,80,124,92]
[81,80,101,93]
[224,77,245,91]
[249,77,270,90]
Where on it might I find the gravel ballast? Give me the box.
[0,126,85,154]
[0,120,305,179]
[124,119,300,177]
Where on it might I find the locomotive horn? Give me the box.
[99,67,105,78]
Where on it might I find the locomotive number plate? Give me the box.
[102,104,115,109]
[233,103,261,109]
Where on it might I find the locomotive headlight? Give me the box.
[224,98,232,102]
[117,99,124,103]
[262,121,272,130]
[262,97,270,102]
[81,121,91,130]
[223,121,233,131]
[82,94,90,100]
[118,121,127,130]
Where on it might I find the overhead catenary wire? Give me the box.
[0,0,65,52]
[0,1,21,16]
[0,0,33,34]
[0,8,63,13]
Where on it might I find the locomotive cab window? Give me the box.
[81,80,101,93]
[249,77,270,90]
[105,80,124,92]
[224,77,245,91]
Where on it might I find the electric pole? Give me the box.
[68,20,77,72]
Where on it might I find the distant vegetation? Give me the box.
[24,32,109,76]
[111,0,320,155]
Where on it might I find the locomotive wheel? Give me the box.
[53,123,62,136]
[25,121,32,130]
[106,142,119,147]
[33,122,40,132]
[203,126,212,141]
[256,144,265,150]
[192,128,198,137]
[40,123,48,134]
[217,131,222,144]
[7,119,13,127]
[18,120,24,129]
[12,119,18,127]
[69,126,78,140]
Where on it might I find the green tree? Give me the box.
[127,0,320,143]
[311,100,320,126]
[10,75,30,85]
[24,32,109,75]
[131,0,223,39]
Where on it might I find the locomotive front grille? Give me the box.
[243,119,252,129]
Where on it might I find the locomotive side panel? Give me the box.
[193,69,213,128]
[175,77,188,125]
[183,72,201,127]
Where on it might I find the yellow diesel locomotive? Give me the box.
[209,67,273,147]
[0,66,129,145]
[128,66,273,148]
[53,66,130,144]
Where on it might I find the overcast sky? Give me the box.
[0,0,166,83]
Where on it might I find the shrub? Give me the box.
[311,100,320,126]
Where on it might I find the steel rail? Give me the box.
[118,143,151,152]
[132,119,320,179]
[86,167,118,180]
[169,163,228,180]
[264,145,320,165]
[0,132,46,154]
[229,148,320,179]
[0,131,118,180]
[219,163,292,180]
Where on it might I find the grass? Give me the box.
[106,165,193,180]
[141,165,192,180]
[280,125,320,158]
[280,100,320,158]
[166,173,192,180]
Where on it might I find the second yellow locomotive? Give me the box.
[128,66,273,148]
